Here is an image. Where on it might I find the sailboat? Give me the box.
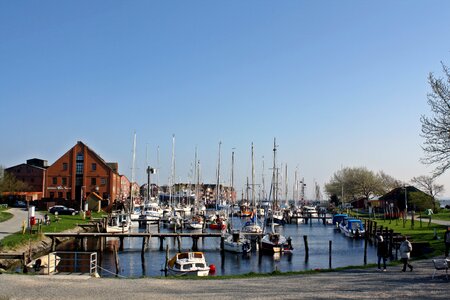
[242,143,262,234]
[261,138,293,254]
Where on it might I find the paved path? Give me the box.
[0,208,44,241]
[0,257,449,299]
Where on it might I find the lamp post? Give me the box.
[80,186,85,213]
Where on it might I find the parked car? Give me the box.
[48,205,78,215]
[13,200,27,208]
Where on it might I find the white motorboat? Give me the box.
[167,252,210,276]
[339,218,365,238]
[107,212,129,233]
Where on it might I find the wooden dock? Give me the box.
[44,232,248,253]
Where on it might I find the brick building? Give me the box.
[4,158,48,201]
[45,141,122,205]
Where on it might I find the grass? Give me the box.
[0,208,13,223]
[431,209,450,221]
[364,217,447,258]
[0,211,106,250]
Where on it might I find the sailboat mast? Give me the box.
[216,141,221,210]
[171,134,175,207]
[130,132,137,210]
[231,149,235,205]
[285,164,288,207]
[251,142,255,214]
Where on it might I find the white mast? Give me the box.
[251,142,256,217]
[170,134,175,207]
[131,132,137,210]
[216,141,222,210]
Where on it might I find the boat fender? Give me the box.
[209,264,216,274]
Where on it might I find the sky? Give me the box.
[1,1,450,199]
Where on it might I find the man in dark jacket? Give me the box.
[377,235,389,271]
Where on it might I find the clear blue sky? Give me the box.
[1,1,450,199]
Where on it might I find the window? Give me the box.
[91,163,97,171]
[52,177,57,185]
[58,192,63,199]
[91,177,96,185]
[62,177,67,185]
[50,192,54,199]
[66,192,71,200]
[101,178,107,185]
[63,163,68,171]
[76,152,84,161]
[76,162,83,174]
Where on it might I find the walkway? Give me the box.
[0,257,448,299]
[0,208,43,241]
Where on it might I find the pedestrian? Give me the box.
[377,235,389,271]
[444,226,450,258]
[399,235,413,272]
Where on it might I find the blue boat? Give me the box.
[339,218,365,238]
[332,214,348,227]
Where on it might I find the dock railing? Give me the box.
[52,251,97,276]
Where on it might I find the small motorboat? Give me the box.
[167,252,210,276]
[223,231,252,253]
[339,218,365,238]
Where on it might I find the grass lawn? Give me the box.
[0,211,106,250]
[0,209,14,223]
[366,217,447,257]
[430,209,450,221]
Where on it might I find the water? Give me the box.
[60,217,378,277]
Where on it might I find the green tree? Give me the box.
[421,62,450,176]
[325,167,396,204]
[409,191,435,212]
[0,170,30,194]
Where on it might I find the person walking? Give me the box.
[377,235,389,271]
[399,235,413,272]
[444,227,450,258]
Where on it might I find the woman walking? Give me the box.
[399,235,413,272]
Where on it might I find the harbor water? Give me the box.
[59,216,378,277]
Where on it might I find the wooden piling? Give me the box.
[220,236,225,253]
[177,235,181,252]
[141,237,146,257]
[159,237,164,251]
[329,240,332,269]
[192,237,199,251]
[114,245,119,277]
[119,236,124,251]
[303,235,309,262]
[364,235,368,265]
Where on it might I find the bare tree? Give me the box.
[421,62,450,176]
[410,175,444,199]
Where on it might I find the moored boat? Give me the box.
[167,251,210,276]
[224,231,252,253]
[339,218,365,238]
[26,253,61,275]
[260,232,293,254]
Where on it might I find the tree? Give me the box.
[378,171,403,194]
[420,62,450,176]
[409,191,435,212]
[0,170,30,194]
[410,175,443,210]
[324,167,397,203]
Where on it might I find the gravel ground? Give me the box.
[0,257,449,299]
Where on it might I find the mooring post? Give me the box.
[389,229,394,258]
[51,237,56,252]
[303,235,309,262]
[220,236,225,253]
[159,237,164,251]
[192,237,199,251]
[114,245,119,277]
[329,240,332,269]
[119,236,124,251]
[177,235,181,253]
[141,237,146,256]
[364,236,368,265]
